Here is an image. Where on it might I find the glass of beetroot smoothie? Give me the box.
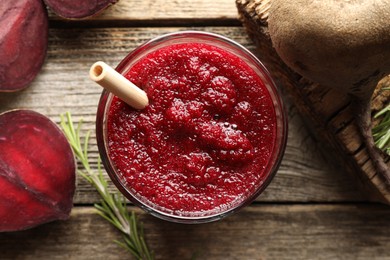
[96,31,287,223]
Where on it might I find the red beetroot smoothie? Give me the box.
[106,42,277,216]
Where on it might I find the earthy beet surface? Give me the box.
[0,0,48,92]
[268,0,390,185]
[0,110,76,232]
[44,0,119,19]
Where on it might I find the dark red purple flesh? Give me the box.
[0,0,48,92]
[43,0,119,19]
[0,110,76,232]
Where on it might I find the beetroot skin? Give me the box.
[0,0,48,92]
[0,110,76,232]
[44,0,119,19]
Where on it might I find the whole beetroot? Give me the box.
[0,0,48,92]
[268,0,390,185]
[44,0,119,19]
[0,110,76,232]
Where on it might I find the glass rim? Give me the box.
[96,30,288,223]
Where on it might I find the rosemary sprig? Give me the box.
[372,88,390,156]
[60,112,153,260]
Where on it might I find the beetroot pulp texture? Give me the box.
[0,0,48,92]
[0,110,76,232]
[106,43,278,214]
[44,0,119,19]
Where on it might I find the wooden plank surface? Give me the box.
[1,205,390,259]
[0,0,389,259]
[48,0,239,25]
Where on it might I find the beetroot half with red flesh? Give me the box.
[44,0,119,19]
[0,110,76,232]
[0,0,48,92]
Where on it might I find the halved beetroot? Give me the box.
[0,110,76,232]
[43,0,119,19]
[0,0,48,92]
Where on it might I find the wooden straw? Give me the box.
[89,61,149,110]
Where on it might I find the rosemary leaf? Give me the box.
[60,112,153,260]
[373,103,390,156]
[117,237,142,259]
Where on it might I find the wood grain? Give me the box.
[48,0,240,26]
[0,27,364,204]
[1,205,389,259]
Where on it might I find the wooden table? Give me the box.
[1,0,389,259]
